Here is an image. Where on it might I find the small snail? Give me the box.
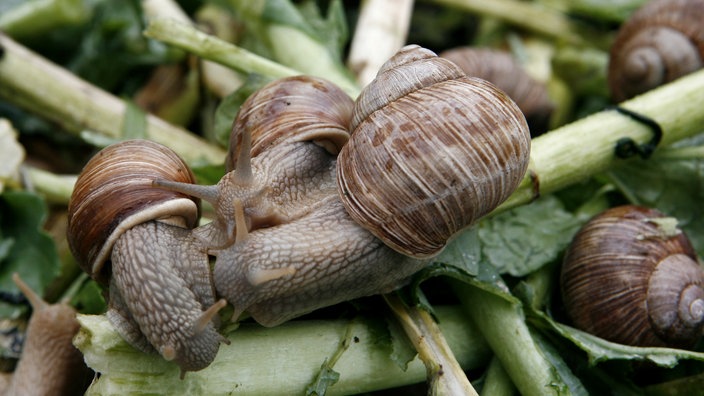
[338,44,532,259]
[4,274,90,396]
[561,205,704,349]
[439,47,554,135]
[608,0,704,102]
[67,140,227,376]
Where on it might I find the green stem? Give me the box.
[384,294,479,396]
[480,356,517,396]
[143,17,361,98]
[430,0,596,47]
[76,305,490,395]
[22,166,77,205]
[451,280,562,396]
[0,34,226,166]
[0,0,91,38]
[495,69,704,214]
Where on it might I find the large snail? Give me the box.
[68,45,531,364]
[67,140,228,376]
[608,0,704,102]
[439,47,554,135]
[561,205,704,349]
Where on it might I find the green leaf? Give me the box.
[478,195,583,277]
[534,311,704,368]
[608,155,704,255]
[386,313,418,371]
[0,191,60,317]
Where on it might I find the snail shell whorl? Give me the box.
[561,205,704,348]
[608,0,704,102]
[439,47,554,135]
[67,140,200,284]
[337,45,531,258]
[227,75,353,172]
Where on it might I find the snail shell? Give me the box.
[440,47,554,135]
[227,75,352,171]
[561,205,704,349]
[67,139,200,285]
[608,0,704,102]
[67,140,226,375]
[337,45,531,258]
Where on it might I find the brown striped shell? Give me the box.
[608,0,704,102]
[439,47,554,135]
[67,139,200,284]
[336,45,531,258]
[561,205,704,349]
[226,75,353,172]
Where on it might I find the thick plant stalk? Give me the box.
[431,0,590,46]
[76,306,490,395]
[0,33,226,166]
[384,294,479,395]
[452,280,563,396]
[144,18,361,98]
[496,69,704,214]
[347,0,414,87]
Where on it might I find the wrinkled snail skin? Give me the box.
[213,195,428,327]
[439,47,554,135]
[5,274,89,396]
[337,45,532,259]
[608,0,704,102]
[67,140,227,376]
[561,205,704,349]
[156,76,354,252]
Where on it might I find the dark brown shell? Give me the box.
[337,45,531,259]
[608,0,704,102]
[561,205,704,349]
[440,47,554,135]
[227,75,353,172]
[67,139,200,284]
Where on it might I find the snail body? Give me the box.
[608,0,704,102]
[561,205,704,349]
[338,45,531,259]
[67,140,227,376]
[5,274,89,396]
[439,47,554,135]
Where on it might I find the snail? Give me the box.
[66,140,228,377]
[439,47,554,135]
[608,0,704,102]
[4,274,90,396]
[338,44,532,259]
[560,205,704,349]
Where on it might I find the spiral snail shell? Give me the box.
[608,0,704,102]
[67,140,227,376]
[561,205,704,349]
[439,47,554,135]
[337,45,531,259]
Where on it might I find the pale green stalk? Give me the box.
[452,280,564,396]
[496,69,704,214]
[22,167,77,205]
[384,294,478,396]
[0,34,226,166]
[143,19,300,82]
[0,0,91,38]
[480,357,517,396]
[430,0,589,46]
[347,0,414,86]
[76,306,491,395]
[228,0,360,96]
